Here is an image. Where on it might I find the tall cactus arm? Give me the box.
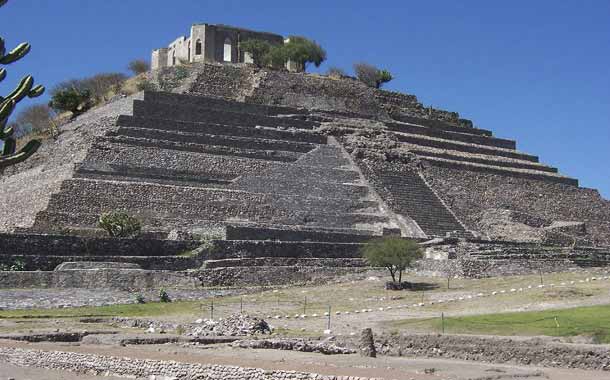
[0,140,40,169]
[0,99,15,139]
[1,136,15,155]
[28,84,44,98]
[0,37,5,57]
[5,75,33,102]
[0,68,6,82]
[0,42,30,65]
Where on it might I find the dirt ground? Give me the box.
[1,339,609,380]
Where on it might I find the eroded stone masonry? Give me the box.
[1,61,609,285]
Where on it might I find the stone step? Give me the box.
[74,166,231,189]
[423,156,578,186]
[385,121,515,149]
[82,142,319,181]
[132,100,318,130]
[391,114,493,136]
[294,145,352,169]
[32,210,390,232]
[402,144,558,173]
[0,233,198,257]
[112,126,318,154]
[103,135,301,163]
[360,165,468,238]
[45,179,379,217]
[100,135,302,163]
[225,224,378,243]
[144,91,307,116]
[393,131,539,162]
[117,115,326,144]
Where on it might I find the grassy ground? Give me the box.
[389,304,610,343]
[1,269,609,339]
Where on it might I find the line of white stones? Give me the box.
[264,273,610,321]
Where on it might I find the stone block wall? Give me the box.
[422,165,610,246]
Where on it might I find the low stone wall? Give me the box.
[372,333,610,371]
[197,266,367,287]
[208,240,364,260]
[0,269,199,290]
[0,347,358,380]
[0,265,369,289]
[0,233,197,257]
[225,224,376,243]
[416,258,584,278]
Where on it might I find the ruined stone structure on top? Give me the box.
[1,60,610,286]
[151,24,288,70]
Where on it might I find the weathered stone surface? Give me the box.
[359,328,376,358]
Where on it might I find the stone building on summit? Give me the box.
[151,23,285,70]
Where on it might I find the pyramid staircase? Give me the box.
[7,87,586,273]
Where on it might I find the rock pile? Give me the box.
[234,337,355,355]
[189,314,271,337]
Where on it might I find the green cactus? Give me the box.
[0,0,44,169]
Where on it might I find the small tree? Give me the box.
[12,104,54,135]
[48,87,92,116]
[128,59,150,75]
[239,39,272,68]
[354,63,393,89]
[263,45,289,69]
[98,211,142,238]
[283,36,326,72]
[84,72,127,102]
[362,237,423,285]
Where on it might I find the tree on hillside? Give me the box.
[362,237,423,287]
[354,62,393,89]
[128,59,150,75]
[12,104,55,136]
[0,0,45,168]
[48,83,92,116]
[84,72,127,102]
[264,45,289,69]
[239,39,273,68]
[283,36,326,72]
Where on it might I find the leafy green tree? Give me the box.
[0,0,45,169]
[354,62,394,89]
[283,36,326,71]
[48,86,92,116]
[362,237,423,284]
[263,45,289,69]
[239,39,273,67]
[98,211,142,238]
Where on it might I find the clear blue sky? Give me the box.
[3,1,609,197]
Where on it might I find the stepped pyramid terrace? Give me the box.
[1,61,609,287]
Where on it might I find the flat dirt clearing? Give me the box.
[1,339,609,380]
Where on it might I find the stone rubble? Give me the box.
[189,314,271,337]
[233,337,355,355]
